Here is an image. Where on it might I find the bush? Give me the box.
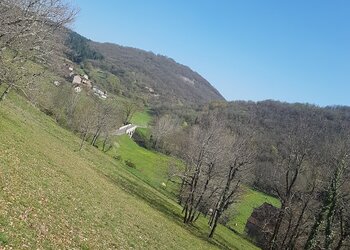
[0,232,8,245]
[125,159,136,169]
[132,128,152,149]
[113,155,122,161]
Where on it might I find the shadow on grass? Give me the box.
[97,165,237,250]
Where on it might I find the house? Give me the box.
[125,125,137,137]
[83,74,89,80]
[74,85,82,93]
[92,86,107,99]
[53,80,60,86]
[115,124,137,137]
[81,79,92,88]
[72,75,82,85]
[145,86,155,93]
[245,202,280,249]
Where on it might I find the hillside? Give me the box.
[202,100,350,193]
[65,31,224,106]
[0,93,257,249]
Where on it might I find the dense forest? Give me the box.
[65,31,104,63]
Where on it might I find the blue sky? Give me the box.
[72,0,350,106]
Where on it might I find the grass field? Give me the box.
[227,188,280,234]
[112,134,281,237]
[118,135,182,198]
[130,110,152,127]
[0,93,259,249]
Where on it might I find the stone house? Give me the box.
[72,75,82,85]
[245,202,280,249]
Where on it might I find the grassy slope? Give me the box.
[112,127,280,237]
[227,188,280,234]
[114,135,180,199]
[130,110,152,127]
[0,94,258,249]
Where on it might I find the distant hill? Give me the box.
[65,31,224,105]
[90,42,224,105]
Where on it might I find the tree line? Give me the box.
[150,101,350,249]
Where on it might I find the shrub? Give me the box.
[0,232,8,245]
[125,159,136,169]
[132,128,152,149]
[113,155,122,161]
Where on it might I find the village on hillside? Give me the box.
[53,64,108,99]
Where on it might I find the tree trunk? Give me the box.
[324,195,337,250]
[79,132,87,151]
[334,234,347,250]
[183,205,189,223]
[209,211,220,238]
[102,135,111,152]
[335,210,348,250]
[91,127,101,146]
[269,203,286,250]
[183,165,201,224]
[178,179,185,205]
[281,213,293,249]
[0,84,12,102]
[208,209,215,226]
[193,211,201,222]
[305,162,344,250]
[286,200,309,250]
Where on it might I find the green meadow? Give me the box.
[0,92,259,249]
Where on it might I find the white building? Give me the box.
[116,124,137,137]
[126,125,137,137]
[92,86,107,99]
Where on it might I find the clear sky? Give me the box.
[72,0,350,106]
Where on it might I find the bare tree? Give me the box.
[151,114,180,150]
[267,116,320,250]
[121,100,139,125]
[305,134,350,250]
[90,99,120,147]
[208,132,255,238]
[0,0,76,101]
[72,100,96,151]
[178,115,229,224]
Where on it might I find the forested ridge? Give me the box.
[65,31,224,106]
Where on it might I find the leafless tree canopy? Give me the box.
[167,113,256,237]
[0,0,76,54]
[121,100,140,125]
[0,0,76,100]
